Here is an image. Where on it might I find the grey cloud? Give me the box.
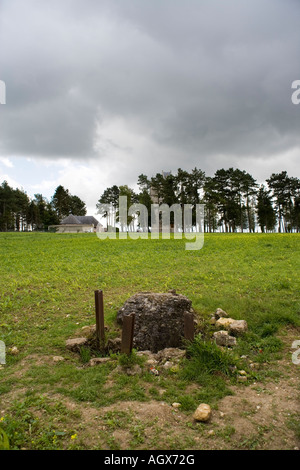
[0,0,299,180]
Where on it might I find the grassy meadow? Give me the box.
[0,232,299,450]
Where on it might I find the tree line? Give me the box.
[0,183,86,231]
[97,169,300,233]
[1,168,299,233]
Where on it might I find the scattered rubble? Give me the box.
[213,330,237,347]
[215,317,235,329]
[229,320,248,336]
[211,308,248,348]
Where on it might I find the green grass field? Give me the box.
[0,232,299,450]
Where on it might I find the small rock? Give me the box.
[172,402,181,409]
[193,404,212,422]
[65,337,88,352]
[81,325,96,335]
[238,370,247,376]
[213,331,237,347]
[9,346,19,355]
[219,412,225,418]
[214,308,229,319]
[207,430,215,436]
[238,376,247,382]
[52,356,65,362]
[215,317,235,329]
[229,320,248,337]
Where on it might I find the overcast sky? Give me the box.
[0,0,299,215]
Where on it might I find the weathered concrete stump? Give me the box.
[117,292,194,353]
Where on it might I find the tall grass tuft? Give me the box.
[182,335,240,380]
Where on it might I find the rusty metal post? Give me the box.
[184,312,194,342]
[95,289,105,349]
[121,314,135,355]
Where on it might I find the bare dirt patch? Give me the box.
[1,331,299,450]
[72,330,300,450]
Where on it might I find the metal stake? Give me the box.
[95,289,105,349]
[121,314,135,355]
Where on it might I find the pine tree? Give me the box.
[256,185,276,232]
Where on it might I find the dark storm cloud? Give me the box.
[0,0,299,178]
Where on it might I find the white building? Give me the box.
[49,214,102,233]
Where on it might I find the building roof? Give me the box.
[60,214,81,225]
[76,216,100,226]
[60,215,100,226]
